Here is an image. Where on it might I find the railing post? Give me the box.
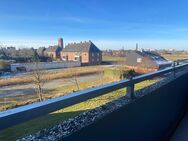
[173,61,176,78]
[177,61,180,66]
[126,76,136,99]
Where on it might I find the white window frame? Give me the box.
[137,57,142,63]
[74,55,80,61]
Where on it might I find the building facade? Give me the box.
[44,38,64,60]
[125,50,172,73]
[37,47,46,57]
[61,41,102,65]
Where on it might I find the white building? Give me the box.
[10,61,81,72]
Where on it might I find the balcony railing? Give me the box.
[0,59,188,130]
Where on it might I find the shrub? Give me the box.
[104,68,136,80]
[120,69,136,79]
[0,60,10,71]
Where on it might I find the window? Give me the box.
[92,53,94,57]
[62,56,67,61]
[74,57,79,61]
[74,55,80,61]
[97,53,100,56]
[137,58,142,63]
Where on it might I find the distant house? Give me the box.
[44,45,63,59]
[61,41,102,65]
[44,38,64,60]
[125,50,172,73]
[37,47,46,57]
[112,50,127,57]
[102,49,113,56]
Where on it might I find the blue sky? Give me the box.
[0,0,188,50]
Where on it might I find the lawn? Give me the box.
[0,77,158,141]
[161,54,188,61]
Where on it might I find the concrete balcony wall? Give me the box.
[63,72,188,141]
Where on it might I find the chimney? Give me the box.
[58,38,64,49]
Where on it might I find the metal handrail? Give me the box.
[0,60,188,130]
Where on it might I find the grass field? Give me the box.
[0,74,108,111]
[161,54,188,61]
[0,66,103,87]
[0,77,158,141]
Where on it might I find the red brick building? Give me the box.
[61,41,102,65]
[44,38,64,60]
[44,45,62,59]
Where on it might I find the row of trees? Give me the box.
[0,47,51,63]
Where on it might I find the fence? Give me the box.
[0,60,188,130]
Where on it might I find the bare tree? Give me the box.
[68,67,80,91]
[31,54,44,101]
[0,46,8,60]
[98,66,104,85]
